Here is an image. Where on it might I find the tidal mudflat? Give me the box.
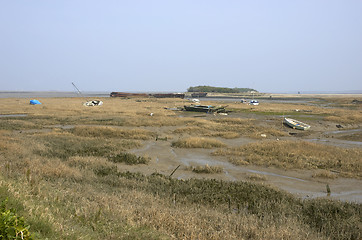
[0,94,361,239]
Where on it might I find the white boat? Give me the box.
[284,118,310,130]
[249,100,259,105]
[83,100,103,106]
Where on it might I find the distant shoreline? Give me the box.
[0,91,361,99]
[0,91,110,98]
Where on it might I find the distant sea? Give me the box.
[0,90,361,98]
[0,91,110,98]
[268,90,362,94]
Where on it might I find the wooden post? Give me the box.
[169,165,181,177]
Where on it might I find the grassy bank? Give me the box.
[1,171,361,239]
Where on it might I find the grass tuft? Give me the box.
[108,153,150,165]
[186,165,223,174]
[172,137,226,148]
[313,170,337,179]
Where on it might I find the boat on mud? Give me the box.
[249,100,259,105]
[184,105,226,113]
[284,117,310,130]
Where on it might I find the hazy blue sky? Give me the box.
[1,1,361,93]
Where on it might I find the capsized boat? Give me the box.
[284,118,310,130]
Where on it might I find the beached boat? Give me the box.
[284,118,310,130]
[184,105,226,113]
[249,100,259,105]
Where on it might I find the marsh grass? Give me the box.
[213,140,362,178]
[325,112,362,125]
[186,164,223,174]
[227,100,362,125]
[32,131,140,160]
[172,137,226,148]
[71,126,156,140]
[336,132,362,142]
[0,96,361,239]
[0,119,40,131]
[1,146,361,240]
[313,170,337,179]
[246,173,267,181]
[108,152,150,165]
[172,117,287,139]
[209,118,287,138]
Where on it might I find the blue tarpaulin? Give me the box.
[30,99,42,105]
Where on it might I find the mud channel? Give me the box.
[127,107,362,203]
[127,138,362,203]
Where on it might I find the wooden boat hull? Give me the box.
[184,105,226,113]
[184,105,212,112]
[284,118,310,130]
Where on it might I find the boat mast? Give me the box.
[72,82,89,102]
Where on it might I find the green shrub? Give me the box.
[0,199,33,240]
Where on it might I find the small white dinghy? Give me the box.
[83,100,103,106]
[284,118,310,130]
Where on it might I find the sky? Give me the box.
[1,1,361,93]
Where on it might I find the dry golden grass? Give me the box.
[0,96,361,239]
[186,164,223,174]
[172,117,287,139]
[172,126,209,135]
[71,126,156,140]
[37,158,83,180]
[172,137,226,148]
[246,173,267,181]
[213,140,362,178]
[324,112,362,125]
[312,170,337,179]
[225,100,362,125]
[2,173,327,240]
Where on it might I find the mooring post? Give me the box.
[169,165,181,177]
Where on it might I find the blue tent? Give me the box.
[30,99,42,105]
